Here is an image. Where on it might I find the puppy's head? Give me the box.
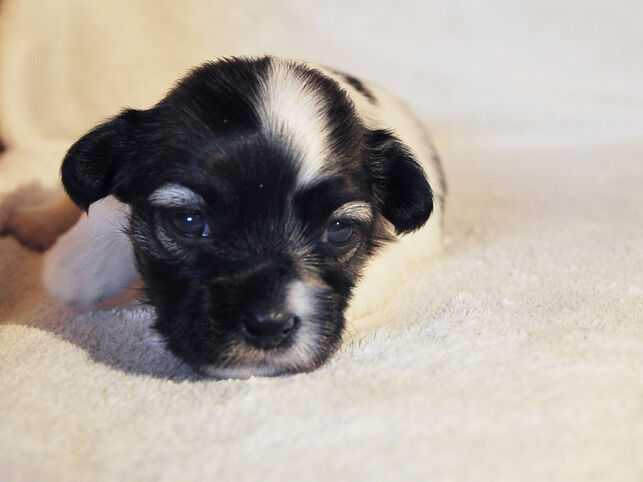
[60,57,434,377]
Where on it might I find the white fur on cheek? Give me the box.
[42,196,139,307]
[280,279,322,367]
[285,279,317,319]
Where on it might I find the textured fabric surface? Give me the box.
[1,1,642,481]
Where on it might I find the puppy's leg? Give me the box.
[1,186,82,251]
[42,196,140,307]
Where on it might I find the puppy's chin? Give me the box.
[199,360,314,380]
[196,336,336,379]
[186,313,339,379]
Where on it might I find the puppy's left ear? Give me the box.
[61,109,140,211]
[365,129,433,234]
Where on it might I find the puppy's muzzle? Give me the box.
[240,311,301,349]
[208,256,308,349]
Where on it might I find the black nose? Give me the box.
[241,311,300,349]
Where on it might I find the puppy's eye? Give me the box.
[325,219,355,245]
[170,212,210,238]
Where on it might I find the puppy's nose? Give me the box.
[241,311,300,349]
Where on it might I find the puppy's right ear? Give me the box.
[61,109,139,211]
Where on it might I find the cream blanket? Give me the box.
[1,1,642,480]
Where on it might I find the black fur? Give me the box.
[61,113,135,210]
[333,70,377,103]
[59,56,435,376]
[365,129,434,234]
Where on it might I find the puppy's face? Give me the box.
[60,57,434,377]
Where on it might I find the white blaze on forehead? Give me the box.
[332,201,373,223]
[257,59,331,187]
[149,183,204,208]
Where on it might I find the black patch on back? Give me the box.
[332,70,377,104]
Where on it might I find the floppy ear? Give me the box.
[365,129,433,234]
[61,109,139,211]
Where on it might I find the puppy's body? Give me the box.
[19,57,445,377]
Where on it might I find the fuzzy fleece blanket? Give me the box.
[1,1,642,480]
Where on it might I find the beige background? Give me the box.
[1,1,642,480]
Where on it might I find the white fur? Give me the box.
[200,364,280,379]
[258,58,331,187]
[285,279,317,319]
[42,196,138,307]
[149,183,204,208]
[331,201,373,224]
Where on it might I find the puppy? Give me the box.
[5,56,445,378]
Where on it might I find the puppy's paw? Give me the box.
[0,184,80,252]
[42,196,139,307]
[4,206,66,251]
[43,239,136,306]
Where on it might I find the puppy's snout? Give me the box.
[241,311,300,349]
